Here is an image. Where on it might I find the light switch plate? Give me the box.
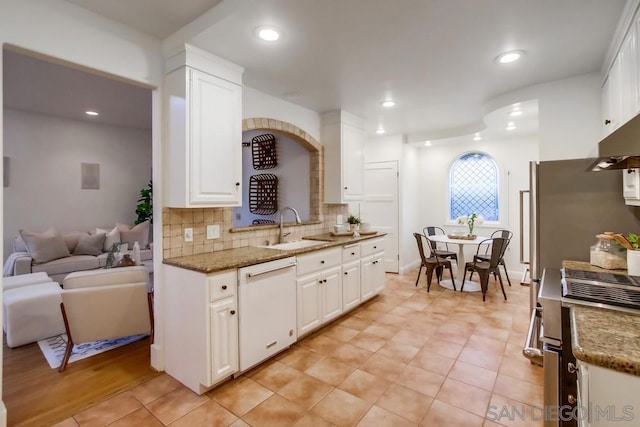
[206,224,220,239]
[184,227,193,242]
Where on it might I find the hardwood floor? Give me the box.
[3,336,159,426]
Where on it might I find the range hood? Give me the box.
[590,113,640,171]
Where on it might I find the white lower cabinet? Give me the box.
[164,266,238,394]
[576,360,640,426]
[361,237,386,301]
[209,297,238,384]
[296,248,343,337]
[342,260,361,311]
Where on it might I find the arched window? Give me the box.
[449,152,499,221]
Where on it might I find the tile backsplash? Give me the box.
[162,204,348,259]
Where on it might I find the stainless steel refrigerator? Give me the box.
[522,158,640,367]
[528,158,640,299]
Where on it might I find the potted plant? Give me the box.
[135,180,153,225]
[346,214,361,232]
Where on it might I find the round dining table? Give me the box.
[426,234,491,292]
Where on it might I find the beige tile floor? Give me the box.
[55,268,543,427]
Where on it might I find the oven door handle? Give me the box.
[523,307,544,366]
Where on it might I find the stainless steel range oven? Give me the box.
[534,267,640,427]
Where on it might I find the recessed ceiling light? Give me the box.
[256,26,281,41]
[376,127,386,135]
[381,100,396,108]
[506,121,516,131]
[473,133,482,141]
[424,140,432,146]
[85,111,99,116]
[496,50,523,64]
[509,110,523,117]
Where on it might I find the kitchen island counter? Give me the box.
[163,232,385,274]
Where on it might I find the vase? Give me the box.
[117,254,136,268]
[628,250,640,276]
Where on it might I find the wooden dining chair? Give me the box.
[471,229,513,286]
[461,237,508,301]
[413,233,456,292]
[423,226,458,262]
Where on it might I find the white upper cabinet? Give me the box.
[602,3,640,136]
[321,110,365,203]
[164,45,243,207]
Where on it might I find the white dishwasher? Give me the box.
[238,256,297,372]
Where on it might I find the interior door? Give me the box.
[362,161,399,273]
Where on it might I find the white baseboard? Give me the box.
[150,343,163,371]
[399,259,421,275]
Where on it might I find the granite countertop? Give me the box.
[562,260,627,274]
[163,232,385,274]
[563,260,640,375]
[571,305,640,376]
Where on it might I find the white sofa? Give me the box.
[9,223,152,283]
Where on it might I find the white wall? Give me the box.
[417,135,539,278]
[3,109,152,257]
[243,86,321,141]
[484,73,602,161]
[234,130,310,227]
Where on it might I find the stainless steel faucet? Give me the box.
[279,206,302,243]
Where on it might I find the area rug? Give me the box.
[38,333,148,369]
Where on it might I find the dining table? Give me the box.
[427,234,491,292]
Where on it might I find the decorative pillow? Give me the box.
[18,229,70,263]
[96,226,121,252]
[116,221,150,249]
[62,231,90,253]
[74,233,106,256]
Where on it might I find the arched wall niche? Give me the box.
[242,117,323,223]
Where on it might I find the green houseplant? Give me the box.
[347,214,361,231]
[135,180,153,225]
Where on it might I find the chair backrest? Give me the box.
[491,229,513,241]
[414,232,430,264]
[488,237,508,268]
[61,266,151,343]
[423,226,446,251]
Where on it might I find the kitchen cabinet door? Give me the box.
[190,69,242,205]
[322,111,365,203]
[360,255,376,302]
[210,296,238,384]
[372,253,386,294]
[164,55,243,207]
[342,260,361,311]
[602,56,622,136]
[320,266,343,323]
[296,274,322,337]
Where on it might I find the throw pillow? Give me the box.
[74,233,106,256]
[62,231,90,253]
[116,221,150,249]
[19,229,71,263]
[96,226,121,252]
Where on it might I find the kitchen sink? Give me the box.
[259,240,328,250]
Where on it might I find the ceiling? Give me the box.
[3,0,628,141]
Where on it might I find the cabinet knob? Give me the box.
[567,362,578,374]
[567,394,577,405]
[344,272,348,275]
[373,246,377,249]
[230,310,236,315]
[235,182,240,186]
[605,119,611,125]
[321,260,325,264]
[344,186,348,190]
[221,285,227,290]
[351,252,355,255]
